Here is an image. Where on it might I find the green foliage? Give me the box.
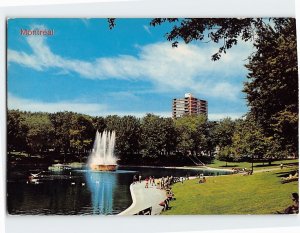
[23,112,54,154]
[92,116,106,133]
[141,114,167,158]
[214,118,236,163]
[7,110,28,152]
[69,114,94,154]
[114,115,141,161]
[214,118,236,149]
[217,145,235,165]
[175,115,209,156]
[232,118,266,159]
[6,109,296,165]
[49,112,73,154]
[244,18,298,155]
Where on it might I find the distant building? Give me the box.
[172,93,208,118]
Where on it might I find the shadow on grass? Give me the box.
[254,164,277,168]
[219,165,239,168]
[284,162,299,166]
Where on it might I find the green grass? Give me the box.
[206,159,299,171]
[162,167,298,215]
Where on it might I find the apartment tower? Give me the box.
[172,93,207,118]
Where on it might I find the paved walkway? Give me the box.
[118,181,166,216]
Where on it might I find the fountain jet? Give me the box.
[88,130,117,171]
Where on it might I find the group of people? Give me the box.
[144,176,156,188]
[132,174,177,190]
[158,176,174,190]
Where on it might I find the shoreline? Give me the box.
[119,164,234,173]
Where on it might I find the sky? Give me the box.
[7,18,254,120]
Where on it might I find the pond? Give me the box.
[7,165,232,215]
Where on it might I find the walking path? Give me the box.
[253,167,285,173]
[118,181,166,216]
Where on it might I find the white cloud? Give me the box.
[8,24,254,101]
[8,93,108,116]
[210,83,242,100]
[7,93,172,118]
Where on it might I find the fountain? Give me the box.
[88,130,118,171]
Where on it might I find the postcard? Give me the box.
[6,18,298,216]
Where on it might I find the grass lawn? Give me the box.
[162,167,298,215]
[206,159,299,171]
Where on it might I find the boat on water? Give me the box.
[90,164,117,171]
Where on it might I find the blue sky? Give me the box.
[7,18,253,120]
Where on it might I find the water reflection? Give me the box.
[85,171,117,215]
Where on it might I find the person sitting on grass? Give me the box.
[277,193,299,214]
[199,176,206,184]
[166,190,176,201]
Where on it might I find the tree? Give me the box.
[23,112,54,155]
[49,112,74,159]
[7,110,28,152]
[140,114,167,159]
[231,118,267,170]
[231,116,287,170]
[115,116,141,162]
[69,114,94,158]
[214,118,236,149]
[161,117,178,156]
[217,145,235,167]
[244,19,298,156]
[214,118,236,166]
[206,121,218,157]
[175,115,208,164]
[92,116,106,133]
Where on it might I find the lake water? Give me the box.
[7,165,232,215]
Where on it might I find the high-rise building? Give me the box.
[172,93,207,118]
